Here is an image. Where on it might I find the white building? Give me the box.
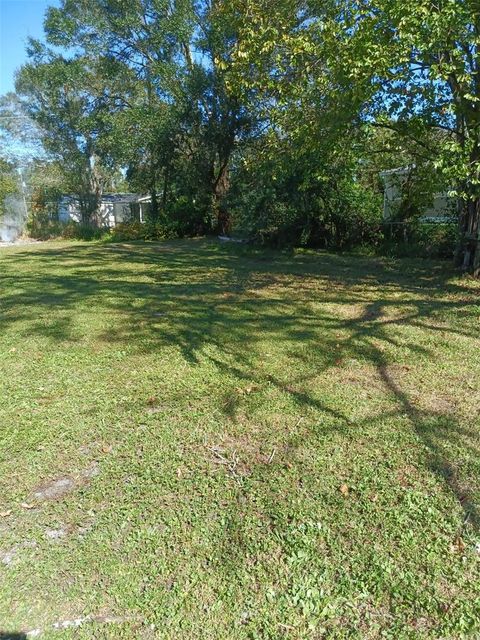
[58,193,145,227]
[380,168,456,222]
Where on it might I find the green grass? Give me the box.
[0,238,479,639]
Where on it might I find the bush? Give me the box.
[28,217,109,241]
[27,214,180,243]
[26,217,64,240]
[165,195,213,237]
[107,221,146,241]
[230,168,383,251]
[382,222,457,259]
[106,221,178,242]
[61,222,107,241]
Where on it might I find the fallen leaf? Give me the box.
[147,396,157,406]
[0,510,12,517]
[450,537,466,554]
[239,385,259,394]
[9,347,16,353]
[21,503,35,510]
[339,484,349,497]
[102,445,113,454]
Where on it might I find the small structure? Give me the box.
[380,168,455,222]
[133,195,154,223]
[58,193,142,227]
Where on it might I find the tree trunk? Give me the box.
[162,164,170,211]
[85,151,102,226]
[457,197,480,274]
[468,198,480,276]
[454,197,466,266]
[213,153,232,235]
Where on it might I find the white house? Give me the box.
[380,168,456,222]
[135,195,153,222]
[58,193,144,227]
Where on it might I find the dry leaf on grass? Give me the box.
[450,537,466,554]
[236,385,260,395]
[339,484,349,497]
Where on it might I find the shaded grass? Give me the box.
[0,238,479,639]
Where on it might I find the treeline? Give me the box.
[4,0,480,272]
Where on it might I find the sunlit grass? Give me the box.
[0,239,479,639]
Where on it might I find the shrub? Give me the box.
[382,222,457,259]
[165,195,213,237]
[106,221,178,242]
[61,222,107,241]
[230,169,383,251]
[26,217,64,240]
[107,221,146,241]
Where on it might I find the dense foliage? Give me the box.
[2,0,479,272]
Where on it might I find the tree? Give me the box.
[39,0,253,231]
[223,0,480,273]
[16,43,118,223]
[345,0,480,274]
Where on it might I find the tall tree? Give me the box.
[226,0,480,273]
[16,43,117,223]
[41,0,252,230]
[345,0,480,274]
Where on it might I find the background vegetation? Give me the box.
[0,0,478,271]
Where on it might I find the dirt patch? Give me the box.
[45,527,69,541]
[1,540,38,566]
[1,546,18,566]
[33,478,75,501]
[31,462,100,503]
[205,428,288,478]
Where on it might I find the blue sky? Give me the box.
[0,0,59,95]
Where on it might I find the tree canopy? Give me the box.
[4,0,479,273]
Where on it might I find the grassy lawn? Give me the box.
[0,239,479,639]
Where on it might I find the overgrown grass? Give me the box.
[0,239,479,639]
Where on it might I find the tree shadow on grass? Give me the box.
[1,238,479,529]
[378,363,480,529]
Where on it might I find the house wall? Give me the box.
[381,171,455,221]
[58,197,138,227]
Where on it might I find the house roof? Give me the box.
[60,193,140,202]
[379,165,416,177]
